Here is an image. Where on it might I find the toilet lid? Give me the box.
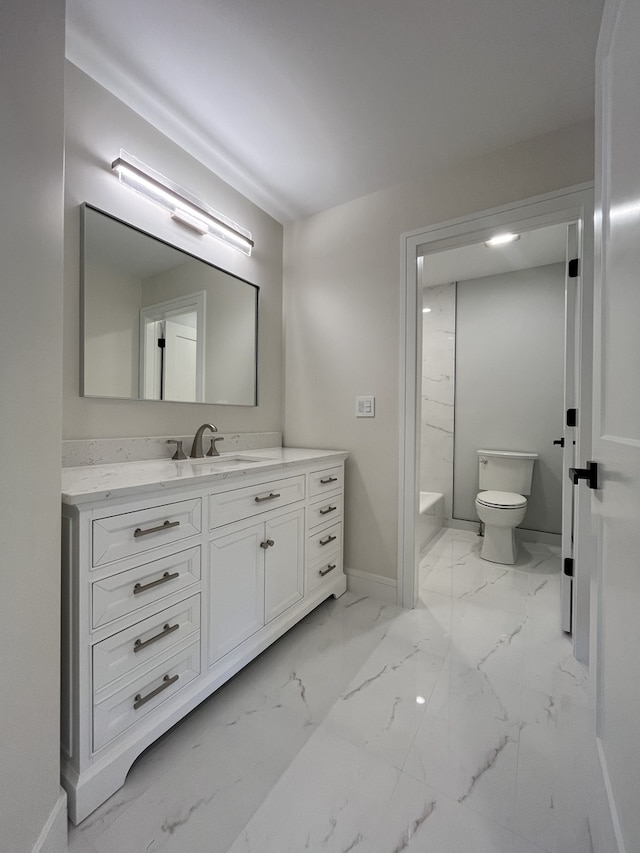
[476,490,527,509]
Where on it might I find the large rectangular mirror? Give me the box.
[81,204,258,405]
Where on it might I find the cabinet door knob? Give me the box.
[260,539,275,549]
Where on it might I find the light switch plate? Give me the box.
[356,396,375,417]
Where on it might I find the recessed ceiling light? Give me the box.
[422,307,432,313]
[485,232,520,247]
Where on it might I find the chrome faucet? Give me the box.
[190,423,218,458]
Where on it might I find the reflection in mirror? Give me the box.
[81,205,258,405]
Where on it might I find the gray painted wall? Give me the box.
[283,122,593,580]
[453,263,565,534]
[64,62,284,440]
[1,1,66,850]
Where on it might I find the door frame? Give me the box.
[139,291,206,402]
[398,183,594,660]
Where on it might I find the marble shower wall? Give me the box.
[420,282,456,520]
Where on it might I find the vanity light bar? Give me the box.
[111,153,254,255]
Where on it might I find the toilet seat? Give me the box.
[476,490,527,509]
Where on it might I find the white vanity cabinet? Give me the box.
[208,506,305,663]
[61,449,347,824]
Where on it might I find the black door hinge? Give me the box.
[564,557,574,577]
[568,258,579,278]
[566,408,577,427]
[158,337,166,348]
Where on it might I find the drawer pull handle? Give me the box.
[254,492,281,503]
[134,622,179,653]
[134,519,180,538]
[320,476,338,484]
[133,673,179,710]
[133,571,179,595]
[319,505,337,516]
[319,534,337,546]
[319,563,337,577]
[260,539,275,549]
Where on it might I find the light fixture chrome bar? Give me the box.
[111,153,254,255]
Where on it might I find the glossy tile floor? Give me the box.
[69,529,596,853]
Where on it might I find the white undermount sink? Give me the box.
[181,454,270,468]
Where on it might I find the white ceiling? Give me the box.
[422,223,568,289]
[66,0,604,223]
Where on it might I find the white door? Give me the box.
[592,1,640,848]
[163,318,197,402]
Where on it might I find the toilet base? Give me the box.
[480,524,518,564]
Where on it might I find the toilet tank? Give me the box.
[477,450,538,495]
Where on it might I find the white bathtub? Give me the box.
[418,491,444,554]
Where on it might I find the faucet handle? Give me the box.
[167,439,187,460]
[207,436,225,457]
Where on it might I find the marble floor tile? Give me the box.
[403,658,523,828]
[446,598,529,685]
[383,595,453,660]
[510,688,595,853]
[82,703,315,853]
[66,830,98,853]
[369,772,535,853]
[68,530,594,853]
[323,633,445,768]
[225,729,400,853]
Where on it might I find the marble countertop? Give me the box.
[61,447,348,506]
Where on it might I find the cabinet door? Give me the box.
[264,509,304,624]
[209,523,265,664]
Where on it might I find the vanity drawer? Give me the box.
[307,522,342,565]
[92,547,201,629]
[307,550,343,595]
[93,595,200,692]
[209,475,305,529]
[308,493,343,530]
[92,499,201,568]
[309,466,343,498]
[93,639,200,753]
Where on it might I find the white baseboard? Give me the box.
[445,518,561,547]
[32,789,67,853]
[445,519,479,533]
[345,567,397,603]
[593,738,627,853]
[519,529,562,546]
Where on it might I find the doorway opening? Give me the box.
[398,185,594,662]
[139,291,206,402]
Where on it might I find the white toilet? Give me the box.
[475,450,538,564]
